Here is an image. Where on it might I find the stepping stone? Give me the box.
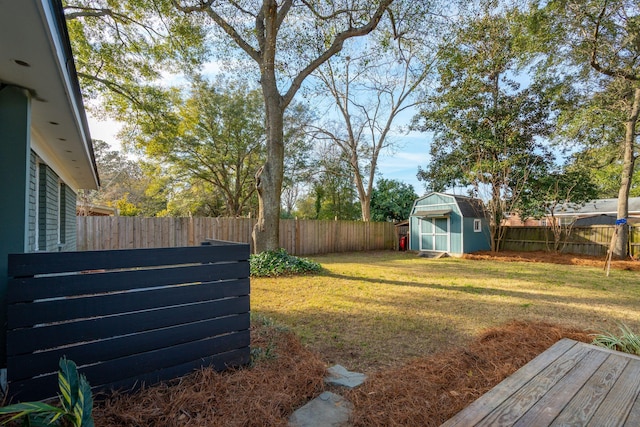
[288,391,353,427]
[324,364,367,388]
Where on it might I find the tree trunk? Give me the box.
[351,158,370,221]
[614,86,640,258]
[253,80,285,253]
[360,196,371,222]
[489,183,504,252]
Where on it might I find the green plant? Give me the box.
[250,248,322,277]
[0,357,94,427]
[592,324,640,356]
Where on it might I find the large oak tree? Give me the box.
[66,0,394,252]
[530,0,640,257]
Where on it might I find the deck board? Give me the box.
[623,392,640,426]
[441,339,578,427]
[441,340,640,427]
[549,354,627,426]
[585,359,640,427]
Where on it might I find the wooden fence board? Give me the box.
[77,217,397,254]
[9,313,250,379]
[76,218,637,257]
[9,244,249,276]
[8,278,249,328]
[502,225,639,257]
[105,348,250,394]
[8,261,248,303]
[9,331,250,401]
[8,296,250,355]
[6,243,250,401]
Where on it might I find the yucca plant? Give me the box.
[0,357,93,427]
[592,323,640,356]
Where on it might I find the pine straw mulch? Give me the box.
[346,320,592,427]
[92,321,326,427]
[89,320,591,426]
[463,250,640,271]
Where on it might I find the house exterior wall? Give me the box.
[64,183,78,250]
[27,151,37,251]
[28,152,77,252]
[0,85,31,368]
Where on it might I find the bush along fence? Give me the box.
[6,243,250,401]
[77,216,397,254]
[501,225,640,258]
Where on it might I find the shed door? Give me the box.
[419,218,450,252]
[434,217,449,251]
[419,218,434,250]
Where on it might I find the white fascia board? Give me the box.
[37,0,98,189]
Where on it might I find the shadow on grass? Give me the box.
[318,270,638,307]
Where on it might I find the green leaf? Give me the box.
[76,375,94,427]
[0,402,63,425]
[58,357,80,413]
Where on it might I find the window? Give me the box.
[540,219,547,227]
[473,219,481,232]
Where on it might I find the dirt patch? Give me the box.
[463,250,640,271]
[347,321,592,427]
[92,321,326,427]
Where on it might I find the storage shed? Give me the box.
[408,192,490,255]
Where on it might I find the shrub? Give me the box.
[0,357,94,427]
[592,323,640,356]
[250,248,322,277]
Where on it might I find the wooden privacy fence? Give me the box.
[77,216,397,254]
[502,225,640,257]
[6,243,250,401]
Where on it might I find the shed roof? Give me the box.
[413,192,487,219]
[453,195,486,218]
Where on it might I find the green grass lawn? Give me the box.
[251,251,640,372]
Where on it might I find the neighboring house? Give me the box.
[0,0,99,365]
[408,192,490,255]
[502,212,546,227]
[504,198,640,227]
[552,197,640,225]
[77,202,117,216]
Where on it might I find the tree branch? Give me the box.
[282,0,393,107]
[276,0,293,31]
[170,0,214,14]
[299,0,351,20]
[203,6,261,63]
[171,1,261,62]
[590,1,640,81]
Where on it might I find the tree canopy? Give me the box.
[370,178,418,222]
[412,7,555,251]
[528,0,640,257]
[65,0,396,252]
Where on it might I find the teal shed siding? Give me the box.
[462,217,490,253]
[408,193,490,255]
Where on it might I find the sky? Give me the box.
[86,113,432,197]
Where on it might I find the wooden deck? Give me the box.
[442,339,640,426]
